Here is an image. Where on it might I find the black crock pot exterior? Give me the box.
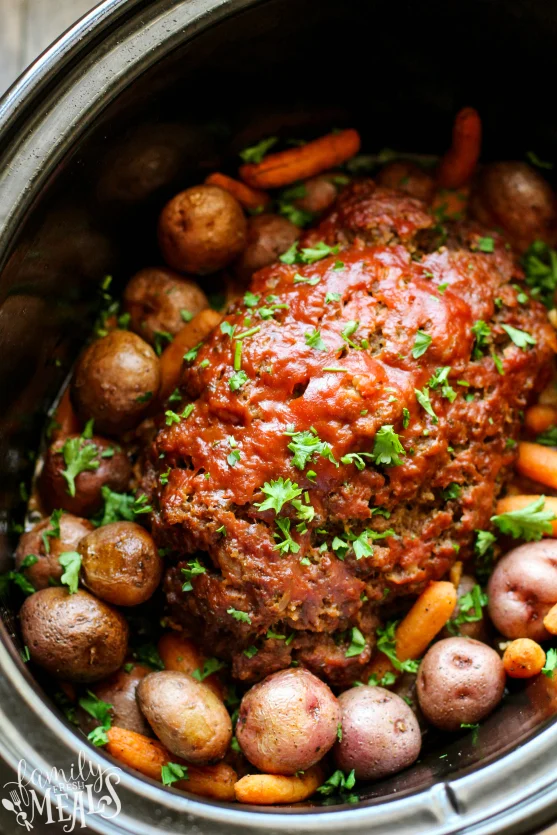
[1,0,557,832]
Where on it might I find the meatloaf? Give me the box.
[146,180,556,685]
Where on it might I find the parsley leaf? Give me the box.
[58,551,81,594]
[414,387,438,423]
[161,763,188,786]
[133,643,164,670]
[491,495,556,541]
[325,292,342,304]
[376,620,420,673]
[447,585,488,634]
[244,291,260,308]
[351,531,374,560]
[239,136,278,164]
[428,366,456,402]
[340,451,374,471]
[183,342,202,363]
[273,517,300,554]
[78,690,112,746]
[92,487,152,527]
[42,509,62,554]
[227,607,251,624]
[317,769,358,804]
[471,320,491,359]
[60,437,99,497]
[542,647,557,678]
[304,329,328,351]
[255,477,302,514]
[522,240,557,308]
[300,242,340,263]
[367,670,397,687]
[286,428,337,470]
[501,324,536,350]
[229,370,249,391]
[192,657,226,681]
[181,558,207,592]
[345,627,366,658]
[412,330,432,359]
[371,425,405,466]
[537,426,557,446]
[477,236,494,253]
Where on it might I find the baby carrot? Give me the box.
[234,765,323,805]
[516,442,557,490]
[524,404,557,435]
[159,308,221,400]
[437,107,482,189]
[543,603,557,635]
[205,172,269,211]
[503,639,546,678]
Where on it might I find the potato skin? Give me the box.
[376,161,435,203]
[469,161,557,252]
[20,588,128,683]
[15,513,93,590]
[137,670,232,764]
[487,540,557,641]
[236,668,340,775]
[80,663,153,736]
[72,330,160,435]
[234,214,300,281]
[39,435,131,516]
[123,267,208,345]
[416,637,505,731]
[294,174,339,214]
[79,522,163,606]
[158,185,247,275]
[334,686,421,780]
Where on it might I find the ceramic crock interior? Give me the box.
[1,0,557,812]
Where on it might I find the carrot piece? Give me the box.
[431,186,469,219]
[516,442,557,490]
[157,632,224,697]
[234,765,323,805]
[239,129,361,190]
[51,387,81,441]
[503,638,546,678]
[205,172,269,211]
[159,308,221,400]
[495,494,557,536]
[525,404,557,435]
[543,603,557,635]
[450,561,463,588]
[368,581,457,679]
[437,108,482,189]
[105,726,237,801]
[540,383,557,408]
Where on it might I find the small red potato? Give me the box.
[15,513,93,590]
[235,668,340,775]
[72,330,160,435]
[79,522,163,606]
[334,686,421,780]
[469,161,557,252]
[20,588,128,683]
[123,267,208,345]
[416,637,505,731]
[376,161,435,203]
[487,540,557,641]
[158,185,247,275]
[293,174,340,214]
[234,213,300,280]
[137,670,232,764]
[80,663,153,737]
[39,435,131,516]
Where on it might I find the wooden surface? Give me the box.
[0,0,97,96]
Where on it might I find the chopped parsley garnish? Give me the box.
[229,370,249,391]
[165,410,180,425]
[325,291,342,303]
[471,320,491,359]
[183,342,203,363]
[192,657,226,681]
[133,643,164,670]
[351,531,375,559]
[522,240,557,308]
[537,426,557,446]
[220,321,236,338]
[274,517,300,554]
[367,670,397,687]
[412,330,432,359]
[279,241,339,265]
[501,323,536,350]
[345,627,366,658]
[239,136,278,163]
[42,509,62,553]
[59,436,99,497]
[92,487,152,527]
[526,151,553,170]
[286,428,337,470]
[461,722,480,744]
[340,451,374,471]
[227,448,241,467]
[243,291,260,308]
[371,425,405,466]
[243,646,259,659]
[414,387,438,423]
[180,309,194,322]
[491,496,555,541]
[542,647,557,678]
[78,691,112,747]
[477,236,494,253]
[304,328,328,351]
[402,407,410,429]
[255,477,302,514]
[428,367,456,402]
[58,551,81,594]
[376,620,420,673]
[227,607,252,624]
[341,320,361,349]
[442,483,462,501]
[317,769,358,804]
[136,391,153,403]
[161,763,188,786]
[181,558,207,592]
[447,585,488,634]
[153,331,173,356]
[332,536,349,559]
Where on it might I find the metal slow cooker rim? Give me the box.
[1,1,557,832]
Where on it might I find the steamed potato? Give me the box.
[79,522,163,606]
[137,670,232,764]
[158,185,247,275]
[80,663,153,736]
[123,267,208,345]
[334,686,421,780]
[40,435,131,516]
[293,174,340,214]
[234,214,300,281]
[487,540,557,641]
[376,161,435,203]
[15,513,93,590]
[72,330,160,435]
[236,668,340,775]
[469,161,557,252]
[416,637,505,731]
[20,588,128,683]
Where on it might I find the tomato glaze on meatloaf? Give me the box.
[144,180,556,686]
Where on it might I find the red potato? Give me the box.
[487,540,557,641]
[293,174,340,214]
[334,686,421,780]
[376,161,435,203]
[236,668,340,775]
[79,664,153,737]
[137,670,232,765]
[234,214,300,281]
[416,637,505,731]
[39,435,131,517]
[15,513,93,590]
